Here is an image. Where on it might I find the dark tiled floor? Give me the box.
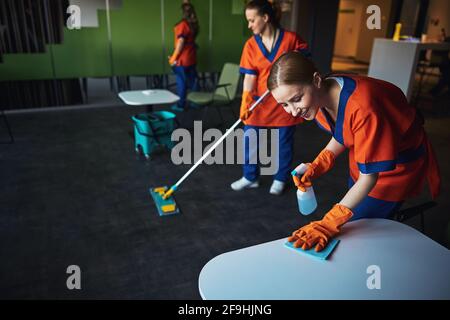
[1,97,449,299]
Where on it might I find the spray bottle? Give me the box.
[291,163,318,215]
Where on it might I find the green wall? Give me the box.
[190,0,212,73]
[0,52,54,81]
[0,0,251,81]
[210,0,249,72]
[110,0,164,76]
[52,12,112,79]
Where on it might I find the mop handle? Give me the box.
[169,90,270,192]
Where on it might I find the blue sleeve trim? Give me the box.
[357,160,396,174]
[177,34,187,39]
[357,144,426,174]
[239,67,258,75]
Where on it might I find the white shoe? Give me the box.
[231,177,259,191]
[269,180,285,195]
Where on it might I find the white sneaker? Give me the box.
[269,180,285,195]
[231,177,259,191]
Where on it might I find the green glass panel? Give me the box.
[52,11,112,78]
[110,0,163,76]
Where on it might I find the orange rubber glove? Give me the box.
[169,38,184,66]
[239,90,254,121]
[293,149,335,192]
[168,54,178,66]
[287,204,353,252]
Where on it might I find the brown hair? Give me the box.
[245,0,281,28]
[267,51,318,90]
[181,3,199,38]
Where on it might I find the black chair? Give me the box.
[415,37,450,102]
[390,201,437,233]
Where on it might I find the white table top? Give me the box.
[118,89,179,106]
[373,38,450,50]
[199,219,450,300]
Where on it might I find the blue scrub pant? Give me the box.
[348,177,403,221]
[243,125,296,183]
[172,65,198,109]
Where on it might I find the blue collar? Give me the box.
[321,77,356,145]
[321,108,335,133]
[254,29,285,63]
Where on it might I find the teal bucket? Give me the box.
[132,111,176,159]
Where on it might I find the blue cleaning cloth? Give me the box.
[284,238,340,260]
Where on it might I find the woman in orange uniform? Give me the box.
[168,2,199,112]
[231,0,310,195]
[267,51,441,251]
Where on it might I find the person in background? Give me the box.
[268,51,441,251]
[231,0,310,195]
[168,2,199,112]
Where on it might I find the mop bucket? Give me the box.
[131,111,176,159]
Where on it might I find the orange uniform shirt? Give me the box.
[240,29,309,127]
[173,20,196,67]
[315,75,440,202]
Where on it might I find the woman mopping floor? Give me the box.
[231,0,310,195]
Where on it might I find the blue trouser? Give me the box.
[348,177,403,221]
[172,65,198,109]
[243,125,296,183]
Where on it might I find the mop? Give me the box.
[150,90,271,216]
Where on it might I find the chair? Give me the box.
[390,201,437,233]
[415,52,446,98]
[187,63,240,126]
[415,37,450,102]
